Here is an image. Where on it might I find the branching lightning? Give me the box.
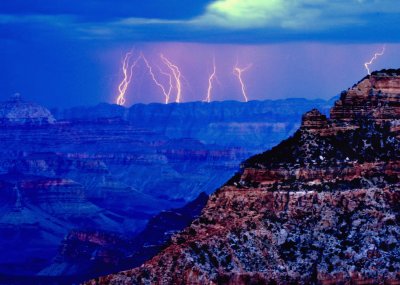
[364,45,386,75]
[160,54,182,103]
[204,57,217,103]
[141,54,171,104]
[116,52,140,106]
[157,66,173,99]
[114,52,255,104]
[233,63,252,102]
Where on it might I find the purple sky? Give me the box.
[98,42,400,106]
[1,1,400,107]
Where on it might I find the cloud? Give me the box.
[0,14,73,25]
[0,14,81,43]
[192,0,296,29]
[0,0,213,21]
[0,0,400,43]
[190,0,400,30]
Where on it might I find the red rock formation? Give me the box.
[301,108,329,132]
[86,70,400,284]
[331,72,400,124]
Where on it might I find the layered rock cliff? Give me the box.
[88,69,400,284]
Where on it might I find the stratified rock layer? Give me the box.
[87,70,400,284]
[0,93,333,280]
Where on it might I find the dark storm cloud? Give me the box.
[0,0,400,44]
[0,0,213,21]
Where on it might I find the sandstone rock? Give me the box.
[301,108,329,132]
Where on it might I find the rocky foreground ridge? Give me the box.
[87,69,400,284]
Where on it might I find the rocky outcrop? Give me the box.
[300,108,329,133]
[87,69,400,284]
[331,70,400,124]
[0,94,55,125]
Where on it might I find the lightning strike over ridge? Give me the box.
[141,54,171,104]
[364,45,386,75]
[157,67,173,100]
[160,54,182,103]
[233,63,252,102]
[116,52,140,106]
[205,57,217,103]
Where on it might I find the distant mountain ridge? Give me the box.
[53,98,336,149]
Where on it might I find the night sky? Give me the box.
[1,0,400,107]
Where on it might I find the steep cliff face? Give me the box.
[88,70,400,284]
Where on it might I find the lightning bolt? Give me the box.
[116,52,140,106]
[364,45,386,75]
[157,66,173,101]
[204,57,217,103]
[233,63,252,102]
[141,54,171,104]
[160,54,182,103]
